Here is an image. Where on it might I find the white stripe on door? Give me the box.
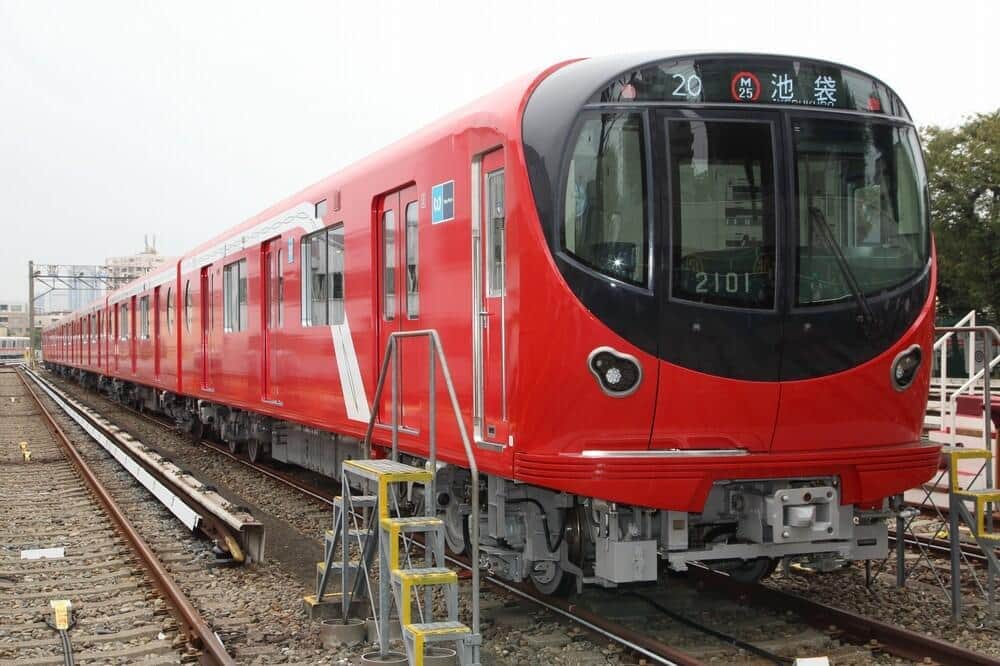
[331,315,371,423]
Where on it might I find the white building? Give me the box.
[104,236,172,282]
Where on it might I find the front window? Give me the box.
[563,112,648,286]
[794,119,929,305]
[668,119,777,309]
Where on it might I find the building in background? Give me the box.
[104,235,172,283]
[0,301,29,337]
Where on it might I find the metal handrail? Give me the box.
[361,329,480,663]
[933,311,977,351]
[934,326,999,470]
[933,310,976,425]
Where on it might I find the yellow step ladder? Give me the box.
[340,458,474,665]
[312,329,482,664]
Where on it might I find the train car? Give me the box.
[43,52,938,593]
[0,336,30,364]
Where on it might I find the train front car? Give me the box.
[489,53,938,592]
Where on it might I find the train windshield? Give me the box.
[563,112,648,286]
[560,113,929,310]
[667,118,777,309]
[793,119,929,305]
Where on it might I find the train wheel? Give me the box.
[714,556,778,583]
[703,526,777,583]
[189,419,204,445]
[247,440,265,464]
[529,560,575,596]
[443,502,467,555]
[227,439,242,455]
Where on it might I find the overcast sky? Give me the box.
[1,0,997,303]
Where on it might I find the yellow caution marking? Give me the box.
[222,534,245,563]
[49,600,72,630]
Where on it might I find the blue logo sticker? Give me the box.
[431,181,454,224]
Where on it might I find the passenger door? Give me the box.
[475,149,509,446]
[262,237,282,402]
[376,185,421,432]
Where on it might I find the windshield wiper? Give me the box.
[808,206,878,337]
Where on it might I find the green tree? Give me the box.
[922,110,1000,321]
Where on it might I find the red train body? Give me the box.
[43,52,938,589]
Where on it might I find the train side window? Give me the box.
[276,250,285,328]
[139,295,150,339]
[210,273,216,331]
[316,199,328,219]
[238,262,247,329]
[224,264,234,331]
[302,228,329,325]
[166,287,173,333]
[120,302,129,340]
[487,171,506,296]
[405,202,419,318]
[328,225,344,324]
[383,210,395,321]
[276,248,284,328]
[223,258,248,332]
[184,280,192,332]
[301,225,344,326]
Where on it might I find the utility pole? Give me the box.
[27,260,35,368]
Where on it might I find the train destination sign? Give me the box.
[591,57,906,117]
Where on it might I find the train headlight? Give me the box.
[588,347,642,397]
[890,344,922,391]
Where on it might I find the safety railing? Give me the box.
[360,329,481,662]
[930,310,977,428]
[933,324,1000,452]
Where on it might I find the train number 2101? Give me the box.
[696,271,751,294]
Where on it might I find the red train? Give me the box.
[44,52,938,592]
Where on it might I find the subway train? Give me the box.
[43,52,938,593]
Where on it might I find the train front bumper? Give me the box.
[513,440,941,512]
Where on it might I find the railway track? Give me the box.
[0,367,231,665]
[38,367,1000,665]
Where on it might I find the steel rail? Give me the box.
[890,529,989,564]
[686,565,1000,666]
[15,368,235,666]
